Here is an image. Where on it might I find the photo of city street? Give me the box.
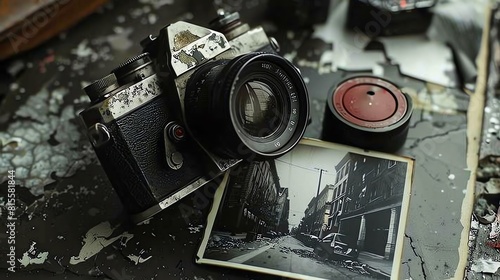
[198,140,413,279]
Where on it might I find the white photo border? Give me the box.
[196,138,415,280]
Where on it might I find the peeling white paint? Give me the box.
[0,86,95,194]
[69,221,133,265]
[148,13,158,24]
[127,253,152,265]
[107,27,134,51]
[138,0,174,9]
[18,241,49,267]
[283,50,297,63]
[471,259,500,274]
[71,40,94,58]
[295,50,334,75]
[188,225,203,234]
[312,0,377,72]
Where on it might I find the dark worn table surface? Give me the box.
[0,0,493,279]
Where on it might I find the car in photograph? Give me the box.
[262,230,279,239]
[297,233,320,247]
[314,233,359,260]
[305,234,319,247]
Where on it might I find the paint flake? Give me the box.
[0,86,95,195]
[471,259,500,274]
[127,254,152,265]
[69,221,134,265]
[18,241,49,267]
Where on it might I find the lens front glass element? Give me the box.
[184,53,309,159]
[236,80,284,138]
[231,59,303,155]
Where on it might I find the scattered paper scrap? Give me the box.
[471,259,500,274]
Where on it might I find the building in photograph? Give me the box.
[215,160,287,238]
[335,153,407,260]
[316,184,334,238]
[302,196,318,234]
[302,184,334,237]
[275,187,290,234]
[326,154,351,234]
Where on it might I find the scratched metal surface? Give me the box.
[0,0,479,279]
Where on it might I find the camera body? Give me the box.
[80,12,309,223]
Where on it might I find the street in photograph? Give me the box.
[197,139,414,280]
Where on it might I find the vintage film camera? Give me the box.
[80,12,310,223]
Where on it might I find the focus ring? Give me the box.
[185,60,229,127]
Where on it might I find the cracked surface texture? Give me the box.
[0,86,95,194]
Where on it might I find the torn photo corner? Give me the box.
[196,138,415,280]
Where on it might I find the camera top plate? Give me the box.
[158,21,231,77]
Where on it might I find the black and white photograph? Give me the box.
[196,139,414,280]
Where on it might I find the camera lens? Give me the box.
[185,53,309,160]
[236,80,283,138]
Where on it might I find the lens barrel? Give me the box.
[185,53,309,160]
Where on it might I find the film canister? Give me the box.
[322,76,413,152]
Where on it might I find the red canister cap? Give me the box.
[332,77,408,129]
